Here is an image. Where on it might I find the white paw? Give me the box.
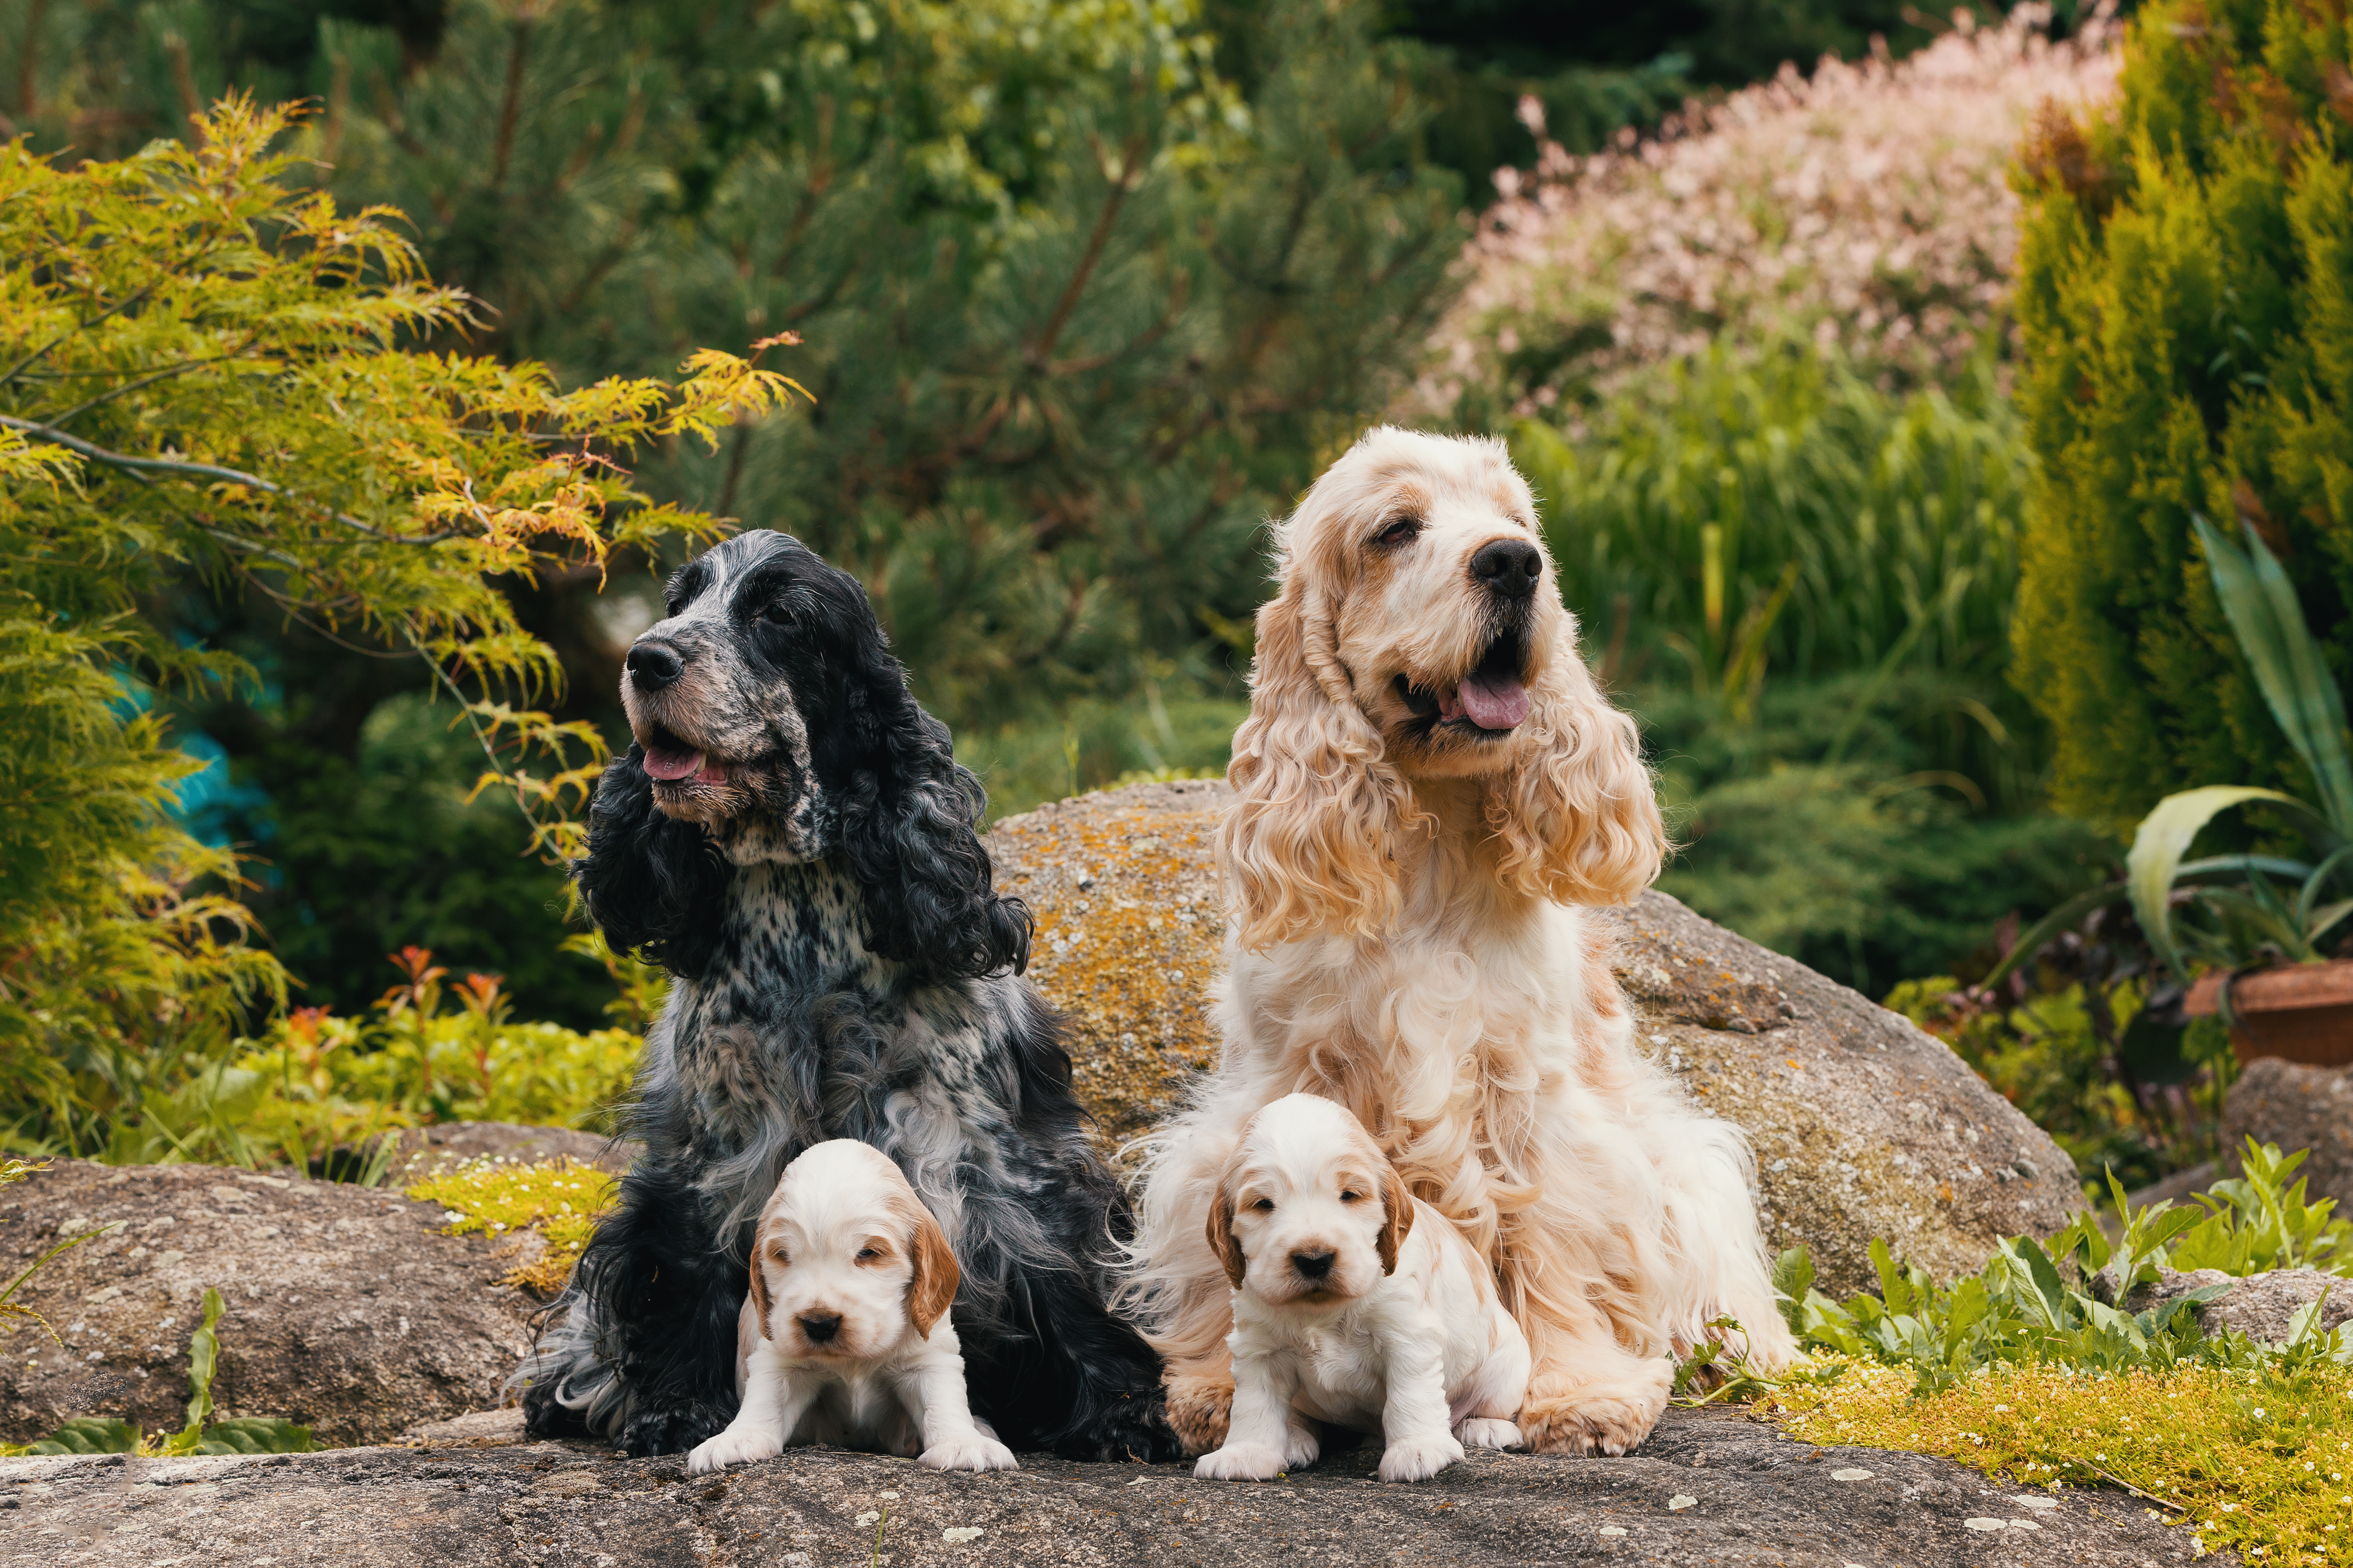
[1456,1417,1522,1451]
[920,1434,1020,1472]
[1378,1433,1465,1483]
[686,1426,780,1475]
[1194,1441,1287,1481]
[1283,1422,1321,1469]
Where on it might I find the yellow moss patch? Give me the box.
[406,1157,616,1296]
[1769,1358,2353,1562]
[989,800,1228,1148]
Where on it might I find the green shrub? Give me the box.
[234,942,658,1173]
[0,102,778,1159]
[2013,0,2353,827]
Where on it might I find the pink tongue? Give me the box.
[1458,675,1531,730]
[641,746,705,781]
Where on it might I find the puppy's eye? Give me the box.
[856,1246,881,1261]
[1250,1198,1274,1214]
[1373,517,1422,549]
[759,601,795,627]
[1339,1190,1363,1204]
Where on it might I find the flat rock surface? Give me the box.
[0,1159,539,1448]
[993,783,2081,1295]
[385,1120,637,1182]
[1,1404,2201,1567]
[2223,1059,2353,1207]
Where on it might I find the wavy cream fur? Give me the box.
[1126,427,1794,1458]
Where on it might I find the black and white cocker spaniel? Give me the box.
[518,529,1176,1461]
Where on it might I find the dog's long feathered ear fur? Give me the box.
[574,749,736,979]
[837,589,1031,983]
[1375,1157,1414,1277]
[902,1195,961,1340]
[1485,636,1666,906]
[1220,557,1420,953]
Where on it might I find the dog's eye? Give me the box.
[856,1246,881,1261]
[1339,1190,1363,1203]
[1373,518,1422,549]
[1250,1198,1274,1213]
[759,601,795,627]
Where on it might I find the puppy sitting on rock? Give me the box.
[687,1141,1017,1474]
[1194,1094,1529,1483]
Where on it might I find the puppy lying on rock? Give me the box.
[1195,1094,1528,1483]
[688,1140,1017,1474]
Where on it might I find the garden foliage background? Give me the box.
[0,0,2311,1193]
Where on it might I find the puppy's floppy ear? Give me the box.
[573,749,735,979]
[835,572,1030,982]
[902,1195,961,1340]
[1375,1157,1415,1278]
[1219,544,1421,952]
[748,1244,773,1338]
[1486,625,1666,907]
[1204,1119,1258,1289]
[1205,1183,1248,1290]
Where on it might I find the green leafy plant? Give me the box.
[1759,1142,2353,1402]
[235,946,646,1175]
[1991,519,2353,995]
[2,1286,317,1458]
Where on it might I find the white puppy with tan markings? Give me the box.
[1195,1094,1529,1484]
[686,1140,1017,1475]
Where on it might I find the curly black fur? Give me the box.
[517,530,1176,1462]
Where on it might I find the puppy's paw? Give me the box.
[1456,1417,1522,1451]
[686,1426,779,1475]
[1517,1380,1668,1457]
[1377,1433,1465,1483]
[1165,1368,1235,1457]
[1193,1441,1286,1481]
[1282,1421,1321,1469]
[920,1433,1020,1473]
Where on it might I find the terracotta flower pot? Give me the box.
[2185,960,2353,1068]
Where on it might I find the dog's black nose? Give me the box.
[1290,1249,1336,1281]
[797,1311,842,1344]
[626,638,684,691]
[1470,538,1542,600]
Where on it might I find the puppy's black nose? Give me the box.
[1290,1249,1335,1281]
[1470,538,1542,600]
[626,638,684,691]
[797,1311,842,1344]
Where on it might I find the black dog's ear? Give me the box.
[840,699,1032,985]
[573,748,735,980]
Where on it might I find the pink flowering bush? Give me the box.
[1420,5,2119,421]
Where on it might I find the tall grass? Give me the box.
[1517,342,2026,694]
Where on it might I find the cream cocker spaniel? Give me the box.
[1195,1094,1528,1484]
[687,1139,1017,1474]
[1126,427,1794,1459]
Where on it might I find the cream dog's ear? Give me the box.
[1485,626,1666,907]
[1375,1157,1415,1278]
[1220,558,1420,952]
[900,1193,961,1340]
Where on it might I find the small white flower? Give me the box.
[942,1526,983,1544]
